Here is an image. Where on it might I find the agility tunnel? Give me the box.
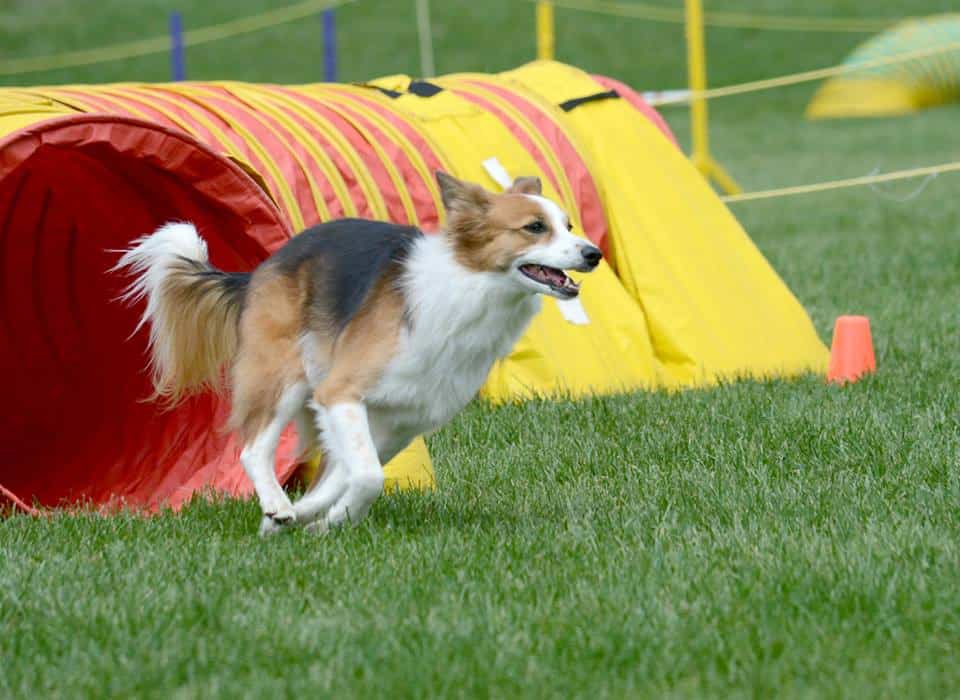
[0,60,828,514]
[807,14,960,119]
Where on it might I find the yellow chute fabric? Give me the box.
[503,61,829,385]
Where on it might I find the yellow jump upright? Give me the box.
[685,0,740,195]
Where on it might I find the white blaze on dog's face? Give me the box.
[436,172,602,299]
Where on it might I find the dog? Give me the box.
[116,172,602,535]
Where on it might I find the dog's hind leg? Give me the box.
[237,381,309,536]
[232,357,308,535]
[227,269,313,535]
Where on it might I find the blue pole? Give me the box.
[169,11,185,81]
[322,9,337,82]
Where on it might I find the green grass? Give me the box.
[3,1,960,697]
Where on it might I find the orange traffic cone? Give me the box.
[827,315,876,384]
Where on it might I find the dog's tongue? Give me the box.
[520,264,578,291]
[542,266,567,286]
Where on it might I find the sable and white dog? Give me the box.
[117,172,602,535]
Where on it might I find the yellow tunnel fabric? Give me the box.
[501,61,829,385]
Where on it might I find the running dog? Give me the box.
[116,172,602,535]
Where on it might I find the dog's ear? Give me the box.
[436,171,490,214]
[506,176,542,196]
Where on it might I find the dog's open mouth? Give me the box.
[519,264,580,297]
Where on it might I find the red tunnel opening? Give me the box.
[0,115,295,512]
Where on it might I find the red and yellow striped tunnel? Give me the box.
[0,60,827,513]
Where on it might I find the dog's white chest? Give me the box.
[366,237,540,444]
[369,296,537,434]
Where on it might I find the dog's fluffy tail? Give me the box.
[115,222,249,406]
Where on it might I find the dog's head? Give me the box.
[435,171,602,299]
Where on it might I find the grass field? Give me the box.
[2,1,960,697]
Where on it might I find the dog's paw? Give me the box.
[265,502,296,524]
[258,507,297,538]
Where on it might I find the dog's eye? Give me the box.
[524,220,547,234]
[566,221,573,231]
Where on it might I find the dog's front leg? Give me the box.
[313,401,385,531]
[292,400,385,532]
[291,404,350,529]
[291,296,400,532]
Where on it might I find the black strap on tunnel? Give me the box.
[361,80,444,99]
[407,80,443,97]
[558,89,620,112]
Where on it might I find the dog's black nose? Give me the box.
[581,245,602,268]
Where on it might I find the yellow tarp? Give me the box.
[370,62,828,392]
[503,61,829,385]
